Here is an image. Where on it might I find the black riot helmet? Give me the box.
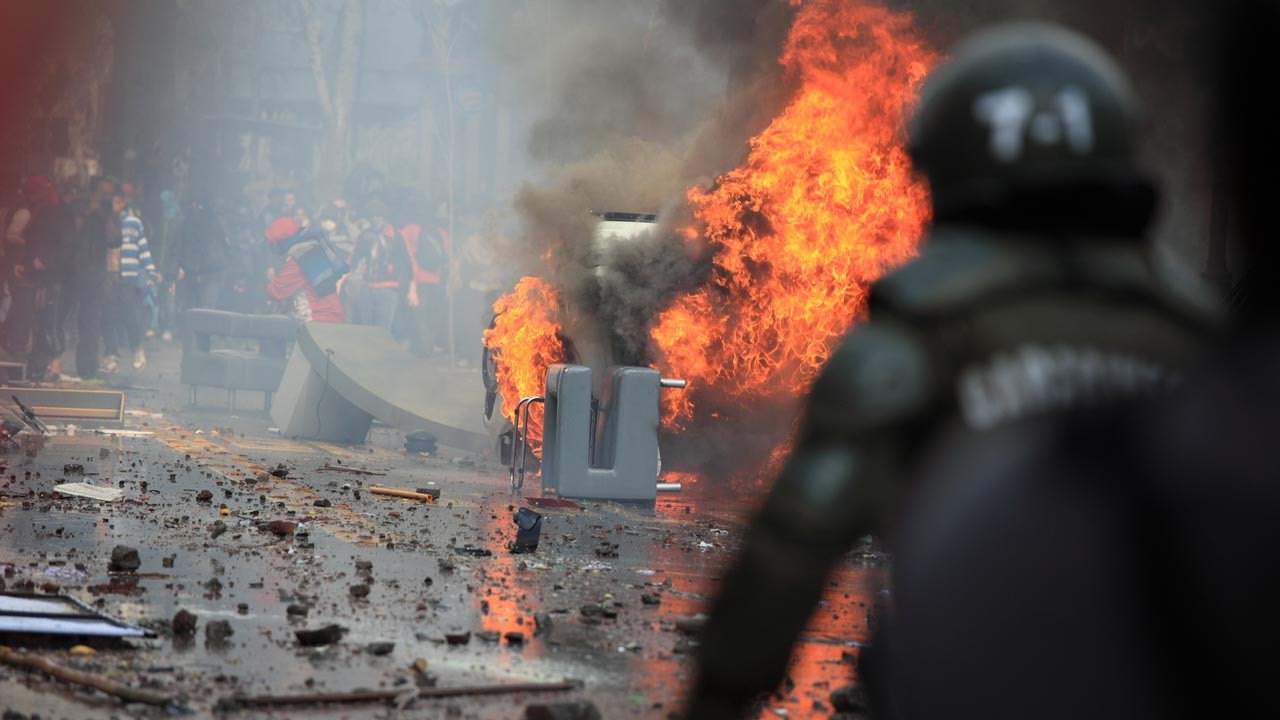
[909,23,1156,235]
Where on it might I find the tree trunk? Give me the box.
[299,0,363,200]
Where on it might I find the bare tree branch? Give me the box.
[332,0,363,132]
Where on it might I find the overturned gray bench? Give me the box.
[271,322,487,451]
[181,309,297,411]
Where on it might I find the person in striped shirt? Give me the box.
[105,188,156,371]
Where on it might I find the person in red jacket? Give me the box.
[264,217,344,323]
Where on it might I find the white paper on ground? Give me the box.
[52,483,125,502]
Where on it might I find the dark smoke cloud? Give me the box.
[497,0,797,361]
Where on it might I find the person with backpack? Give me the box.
[264,217,344,323]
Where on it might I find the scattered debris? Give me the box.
[510,507,543,554]
[313,498,332,508]
[61,463,85,476]
[318,463,386,476]
[0,593,152,638]
[269,464,290,478]
[366,641,395,656]
[205,619,234,644]
[675,614,709,635]
[209,520,228,539]
[534,612,553,636]
[222,681,579,709]
[830,685,869,713]
[452,546,492,557]
[525,700,603,720]
[445,632,471,646]
[93,429,154,437]
[0,646,177,708]
[53,483,123,503]
[525,497,583,510]
[109,545,141,573]
[404,430,438,455]
[196,489,213,502]
[172,609,198,636]
[261,521,296,538]
[370,486,436,503]
[349,583,371,599]
[295,624,347,647]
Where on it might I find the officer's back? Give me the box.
[685,23,1220,720]
[878,5,1280,720]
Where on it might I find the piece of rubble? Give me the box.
[524,701,603,720]
[453,546,492,557]
[109,545,141,573]
[504,631,525,645]
[286,603,309,618]
[205,620,234,644]
[261,521,296,538]
[209,521,227,539]
[296,625,347,647]
[674,614,709,635]
[196,489,213,502]
[445,632,471,646]
[349,583,370,599]
[366,642,395,656]
[312,498,332,508]
[510,508,542,554]
[172,609,198,636]
[534,612,552,635]
[830,685,869,713]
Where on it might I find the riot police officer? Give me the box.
[878,5,1280,720]
[685,22,1220,720]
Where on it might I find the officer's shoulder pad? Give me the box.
[872,229,1054,316]
[807,320,935,436]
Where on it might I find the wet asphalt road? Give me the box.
[1,341,885,719]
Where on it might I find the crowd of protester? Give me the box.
[0,178,502,382]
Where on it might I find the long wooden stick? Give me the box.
[318,463,386,476]
[369,486,435,502]
[227,680,578,708]
[0,646,174,707]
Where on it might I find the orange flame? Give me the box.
[651,0,936,428]
[484,1,936,471]
[482,277,568,440]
